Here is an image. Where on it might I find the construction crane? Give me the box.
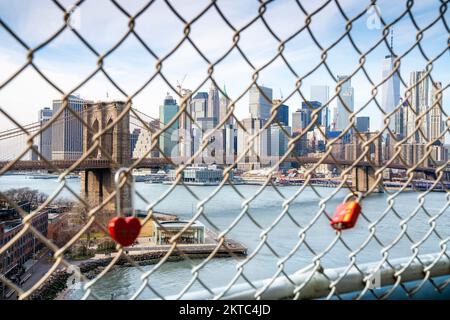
[176,74,187,95]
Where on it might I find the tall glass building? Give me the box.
[310,85,330,130]
[394,99,407,139]
[178,88,193,159]
[191,92,208,120]
[207,82,220,125]
[219,86,233,127]
[302,100,322,130]
[51,95,90,160]
[269,123,292,158]
[159,93,179,157]
[274,102,289,126]
[335,75,354,131]
[380,55,400,131]
[249,85,273,120]
[38,107,53,160]
[407,71,429,143]
[429,81,444,144]
[292,108,309,131]
[356,116,370,133]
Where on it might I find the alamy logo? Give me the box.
[366,269,382,289]
[366,5,382,30]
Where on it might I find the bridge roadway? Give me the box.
[0,157,440,174]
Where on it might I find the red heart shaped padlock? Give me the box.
[108,217,141,247]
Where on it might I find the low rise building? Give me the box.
[47,212,70,246]
[152,220,205,245]
[168,165,224,185]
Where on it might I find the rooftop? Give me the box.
[154,220,205,229]
[1,219,22,233]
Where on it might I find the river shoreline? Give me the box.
[56,248,246,300]
[53,213,247,300]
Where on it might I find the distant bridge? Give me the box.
[0,156,443,175]
[0,102,447,195]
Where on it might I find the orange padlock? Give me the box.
[330,193,362,230]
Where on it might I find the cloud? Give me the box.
[0,0,448,139]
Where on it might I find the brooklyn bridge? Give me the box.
[0,101,449,213]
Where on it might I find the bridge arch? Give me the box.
[103,118,114,159]
[81,101,131,219]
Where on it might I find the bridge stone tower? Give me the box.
[351,132,383,193]
[80,101,132,218]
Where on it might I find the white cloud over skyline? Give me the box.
[0,0,448,137]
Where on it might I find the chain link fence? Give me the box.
[0,0,449,300]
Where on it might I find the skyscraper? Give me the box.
[310,85,330,129]
[159,93,179,157]
[356,116,370,133]
[219,86,233,126]
[269,123,291,158]
[380,31,400,132]
[249,85,272,120]
[292,130,308,157]
[335,75,354,131]
[30,144,39,160]
[237,118,269,168]
[406,71,429,143]
[191,92,208,120]
[192,116,218,160]
[273,99,289,126]
[292,110,302,131]
[38,107,53,160]
[178,88,192,133]
[208,82,220,125]
[190,91,209,161]
[292,108,309,131]
[178,88,193,159]
[301,101,322,129]
[51,95,90,160]
[429,81,444,144]
[394,98,407,139]
[224,124,236,164]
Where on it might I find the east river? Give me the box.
[1,174,449,299]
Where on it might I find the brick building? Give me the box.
[0,211,48,297]
[47,212,70,246]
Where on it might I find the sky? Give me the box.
[0,0,448,137]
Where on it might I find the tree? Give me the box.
[1,187,48,209]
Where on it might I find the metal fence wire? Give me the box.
[0,0,450,300]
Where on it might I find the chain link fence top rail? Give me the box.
[0,0,449,300]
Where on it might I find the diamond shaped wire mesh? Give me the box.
[0,0,449,300]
